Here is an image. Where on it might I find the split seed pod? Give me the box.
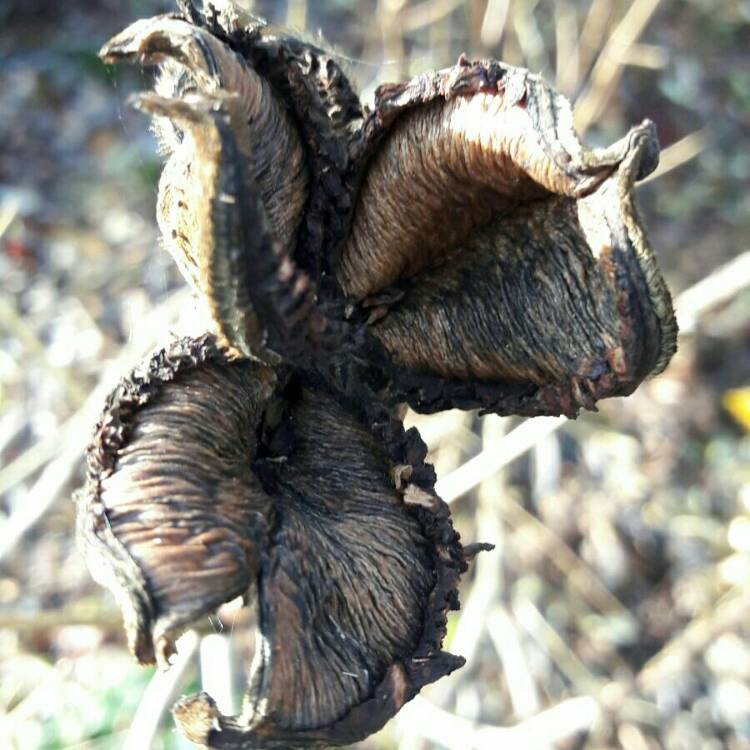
[84,3,678,746]
[100,4,676,416]
[76,335,471,748]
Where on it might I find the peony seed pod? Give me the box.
[76,335,473,748]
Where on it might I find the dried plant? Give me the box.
[76,1,678,747]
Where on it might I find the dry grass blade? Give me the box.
[513,598,601,694]
[512,0,548,76]
[574,0,664,133]
[502,496,635,622]
[0,437,84,561]
[487,607,541,720]
[620,42,668,69]
[401,0,465,33]
[675,250,750,334]
[436,416,567,504]
[554,1,579,95]
[0,428,69,499]
[396,693,600,749]
[444,416,506,662]
[0,202,19,238]
[199,634,234,716]
[480,0,510,48]
[0,600,122,631]
[638,128,710,186]
[556,0,611,96]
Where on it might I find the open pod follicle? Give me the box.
[76,335,474,748]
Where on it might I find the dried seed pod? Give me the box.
[76,335,471,748]
[341,60,678,416]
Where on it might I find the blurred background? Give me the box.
[1,0,749,748]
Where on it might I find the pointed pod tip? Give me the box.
[408,651,466,687]
[97,22,147,65]
[463,541,495,561]
[98,39,123,65]
[633,119,660,181]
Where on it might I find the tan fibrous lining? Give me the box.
[338,91,600,300]
[152,24,307,255]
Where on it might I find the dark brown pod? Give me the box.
[99,10,363,366]
[76,335,471,748]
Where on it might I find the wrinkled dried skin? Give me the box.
[230,390,436,740]
[174,384,466,748]
[139,92,319,360]
[77,336,467,748]
[341,62,677,415]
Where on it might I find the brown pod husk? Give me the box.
[76,335,471,748]
[342,59,678,416]
[102,8,676,416]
